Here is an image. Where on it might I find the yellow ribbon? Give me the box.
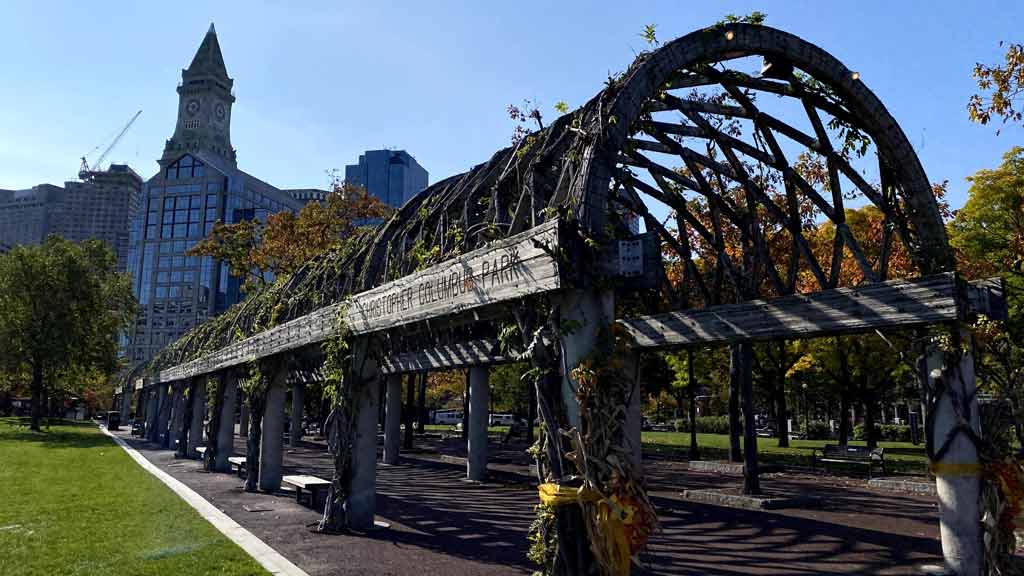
[537,483,632,575]
[929,462,984,477]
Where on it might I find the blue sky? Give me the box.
[1,1,1021,212]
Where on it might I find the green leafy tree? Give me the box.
[0,237,136,430]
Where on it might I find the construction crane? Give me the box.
[79,109,142,180]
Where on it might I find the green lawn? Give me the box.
[427,423,928,474]
[641,431,929,475]
[0,418,269,576]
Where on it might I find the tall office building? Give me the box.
[125,25,304,364]
[0,167,143,270]
[344,149,428,208]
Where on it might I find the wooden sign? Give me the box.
[157,219,565,382]
[344,218,563,334]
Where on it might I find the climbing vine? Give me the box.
[240,359,268,492]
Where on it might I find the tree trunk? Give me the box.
[837,338,852,445]
[776,346,790,448]
[728,346,743,463]
[30,362,43,431]
[416,372,427,434]
[403,374,415,450]
[863,387,878,450]
[687,348,700,461]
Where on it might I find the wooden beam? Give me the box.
[379,339,512,374]
[157,220,565,382]
[618,273,962,348]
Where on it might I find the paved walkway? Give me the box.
[114,429,943,575]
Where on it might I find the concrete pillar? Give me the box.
[239,402,249,437]
[146,387,159,442]
[215,372,238,472]
[467,367,490,481]
[556,290,614,429]
[290,382,304,448]
[156,384,171,448]
[187,378,207,458]
[926,332,981,576]
[259,366,288,493]
[383,374,402,465]
[169,384,184,451]
[348,342,381,530]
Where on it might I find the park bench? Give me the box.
[228,456,246,477]
[812,444,885,478]
[195,446,207,459]
[283,475,331,510]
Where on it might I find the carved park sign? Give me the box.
[157,219,565,382]
[343,217,563,334]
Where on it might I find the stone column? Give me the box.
[187,377,207,458]
[259,365,288,493]
[557,290,614,428]
[348,341,381,530]
[290,382,304,448]
[239,402,249,437]
[383,374,402,465]
[215,372,239,472]
[156,384,171,448]
[467,366,490,481]
[926,331,981,576]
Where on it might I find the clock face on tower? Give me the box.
[215,102,226,122]
[186,99,200,116]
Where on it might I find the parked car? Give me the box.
[433,409,463,425]
[489,413,515,426]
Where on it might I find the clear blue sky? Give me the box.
[1,1,1021,212]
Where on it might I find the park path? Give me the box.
[115,430,943,575]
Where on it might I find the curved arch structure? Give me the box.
[133,24,985,576]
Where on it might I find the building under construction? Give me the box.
[0,165,143,271]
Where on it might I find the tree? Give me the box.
[968,42,1024,132]
[949,148,1024,440]
[0,236,136,431]
[188,180,393,293]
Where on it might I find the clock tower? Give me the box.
[162,23,236,168]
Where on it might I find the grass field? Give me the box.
[0,418,268,576]
[425,423,929,475]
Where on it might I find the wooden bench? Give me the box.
[283,475,331,510]
[228,456,246,477]
[812,444,885,478]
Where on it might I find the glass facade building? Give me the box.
[344,149,428,208]
[125,25,302,364]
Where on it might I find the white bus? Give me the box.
[489,413,515,426]
[432,409,463,425]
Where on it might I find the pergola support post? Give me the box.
[259,363,288,493]
[736,342,760,495]
[187,377,206,458]
[215,371,238,472]
[467,366,489,481]
[290,382,304,448]
[156,384,171,448]
[383,374,402,465]
[622,352,643,473]
[347,341,381,530]
[926,329,982,576]
[169,383,184,452]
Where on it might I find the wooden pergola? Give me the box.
[123,23,1003,576]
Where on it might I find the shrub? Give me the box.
[804,420,832,440]
[853,423,910,442]
[669,416,732,435]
